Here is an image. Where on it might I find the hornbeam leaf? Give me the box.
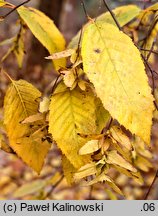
[49,82,96,168]
[82,21,154,144]
[4,80,51,173]
[17,6,66,70]
[62,155,76,185]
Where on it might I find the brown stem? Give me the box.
[102,0,122,31]
[0,0,31,19]
[144,169,158,200]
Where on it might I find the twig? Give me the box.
[80,0,90,21]
[51,74,61,94]
[88,186,94,200]
[0,0,31,19]
[102,0,122,31]
[140,53,158,110]
[45,174,64,198]
[144,169,158,200]
[140,48,158,56]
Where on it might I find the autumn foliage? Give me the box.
[0,0,158,199]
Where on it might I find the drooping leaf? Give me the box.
[113,165,143,185]
[74,163,97,180]
[49,82,96,168]
[68,5,140,49]
[82,21,154,144]
[110,125,132,150]
[85,172,123,195]
[13,26,26,68]
[17,6,66,70]
[134,155,152,172]
[106,150,136,172]
[62,155,76,185]
[1,25,26,68]
[79,140,100,155]
[4,79,51,173]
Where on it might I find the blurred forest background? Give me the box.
[0,0,158,200]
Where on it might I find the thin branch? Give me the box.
[80,0,91,21]
[144,169,158,200]
[140,48,158,56]
[45,174,64,198]
[140,53,158,110]
[0,0,31,19]
[147,40,156,61]
[51,74,61,94]
[102,0,122,31]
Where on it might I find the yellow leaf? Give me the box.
[132,136,152,159]
[113,165,143,185]
[95,98,110,134]
[68,5,140,49]
[63,70,76,88]
[110,125,132,150]
[13,180,47,198]
[134,155,152,172]
[4,80,51,173]
[74,163,97,180]
[78,80,87,91]
[0,0,13,7]
[49,82,96,168]
[13,25,25,68]
[0,134,13,153]
[82,21,154,144]
[22,113,43,124]
[39,97,50,113]
[106,150,137,172]
[17,6,66,70]
[98,5,140,26]
[79,140,100,155]
[62,155,76,185]
[1,26,25,68]
[85,172,123,195]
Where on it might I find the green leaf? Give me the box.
[49,82,96,168]
[4,79,51,173]
[17,6,66,70]
[82,21,154,144]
